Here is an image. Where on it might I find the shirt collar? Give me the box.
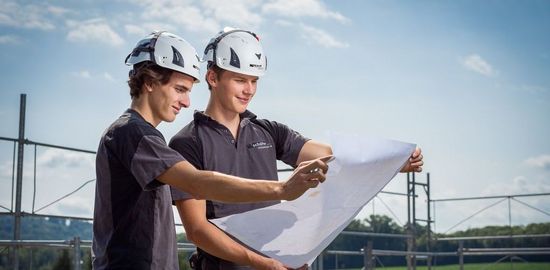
[193,110,257,125]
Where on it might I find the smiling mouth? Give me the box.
[236,97,249,103]
[172,106,181,114]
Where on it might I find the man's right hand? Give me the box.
[254,256,308,270]
[280,155,332,201]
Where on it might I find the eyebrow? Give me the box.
[174,84,190,91]
[235,75,259,81]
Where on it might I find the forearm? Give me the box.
[159,161,283,203]
[296,140,333,165]
[189,223,267,268]
[176,200,271,269]
[188,171,283,202]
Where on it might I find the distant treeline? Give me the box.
[0,215,548,269]
[325,215,550,268]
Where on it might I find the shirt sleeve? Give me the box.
[130,135,186,190]
[169,132,203,201]
[256,119,310,167]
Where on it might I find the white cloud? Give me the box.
[66,19,124,47]
[124,22,179,37]
[38,148,94,169]
[53,195,94,217]
[125,24,148,36]
[262,0,349,23]
[300,24,349,48]
[46,5,72,17]
[72,70,92,79]
[482,175,550,197]
[0,35,20,44]
[274,19,293,27]
[103,72,114,82]
[201,0,263,28]
[133,0,220,34]
[1,147,96,216]
[462,54,496,77]
[70,70,115,82]
[525,154,550,170]
[0,1,63,30]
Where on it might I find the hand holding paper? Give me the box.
[212,134,416,268]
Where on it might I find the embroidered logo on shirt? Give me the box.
[247,141,273,150]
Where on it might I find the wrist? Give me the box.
[274,182,285,200]
[247,252,269,270]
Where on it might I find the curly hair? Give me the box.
[127,62,173,99]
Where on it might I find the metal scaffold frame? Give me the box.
[1,93,549,270]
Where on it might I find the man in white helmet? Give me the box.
[169,27,424,270]
[92,31,331,270]
[169,28,424,270]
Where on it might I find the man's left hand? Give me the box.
[400,147,423,173]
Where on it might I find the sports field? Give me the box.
[370,262,550,270]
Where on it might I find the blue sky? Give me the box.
[1,0,549,233]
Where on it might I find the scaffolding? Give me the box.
[1,93,549,269]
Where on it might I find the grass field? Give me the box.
[368,262,550,270]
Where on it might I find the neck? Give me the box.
[131,97,160,127]
[205,99,241,137]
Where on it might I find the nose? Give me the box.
[179,93,190,108]
[243,81,256,96]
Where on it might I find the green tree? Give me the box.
[51,250,71,270]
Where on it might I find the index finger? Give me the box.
[413,147,422,157]
[298,158,329,174]
[319,155,335,163]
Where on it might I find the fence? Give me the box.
[317,234,550,270]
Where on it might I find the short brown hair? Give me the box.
[206,64,226,91]
[127,62,173,99]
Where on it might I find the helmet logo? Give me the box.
[171,46,185,68]
[255,53,261,60]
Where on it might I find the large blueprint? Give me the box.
[211,134,415,268]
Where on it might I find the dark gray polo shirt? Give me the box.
[169,110,308,269]
[93,109,185,270]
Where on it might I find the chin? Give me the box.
[164,115,177,123]
[236,105,248,113]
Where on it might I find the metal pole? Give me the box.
[74,236,81,270]
[508,197,513,230]
[406,173,412,270]
[508,197,514,269]
[407,173,411,225]
[13,93,26,270]
[458,241,464,270]
[426,173,432,270]
[412,172,417,270]
[364,241,374,270]
[319,252,324,270]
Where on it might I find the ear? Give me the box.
[143,81,154,93]
[206,69,218,88]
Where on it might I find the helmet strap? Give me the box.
[125,31,166,75]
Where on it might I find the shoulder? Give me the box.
[104,111,164,148]
[250,117,293,134]
[169,121,199,148]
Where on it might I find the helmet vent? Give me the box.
[229,47,240,68]
[171,46,185,68]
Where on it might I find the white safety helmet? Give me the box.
[203,27,267,77]
[125,31,201,83]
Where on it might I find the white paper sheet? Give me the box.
[211,133,415,268]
